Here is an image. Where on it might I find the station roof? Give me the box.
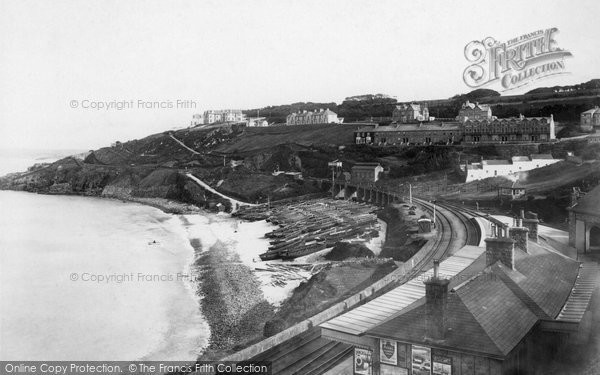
[319,246,485,336]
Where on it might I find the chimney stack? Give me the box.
[509,218,529,253]
[522,211,539,242]
[485,231,516,270]
[424,259,450,341]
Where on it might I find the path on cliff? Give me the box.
[185,173,258,212]
[170,134,201,155]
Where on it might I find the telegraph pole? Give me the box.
[328,160,342,199]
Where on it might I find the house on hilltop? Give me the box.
[392,103,430,123]
[456,100,492,122]
[580,106,600,132]
[286,108,343,125]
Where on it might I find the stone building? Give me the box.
[351,163,384,183]
[569,184,600,254]
[463,115,555,143]
[355,103,555,146]
[463,154,560,182]
[202,109,245,124]
[321,216,597,375]
[286,108,342,125]
[246,117,268,127]
[354,123,461,146]
[580,106,600,132]
[392,103,429,123]
[190,113,203,126]
[456,100,492,122]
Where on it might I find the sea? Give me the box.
[0,150,210,360]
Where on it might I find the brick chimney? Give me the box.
[485,226,516,270]
[521,211,539,242]
[509,218,529,253]
[424,260,450,341]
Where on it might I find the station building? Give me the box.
[320,216,598,375]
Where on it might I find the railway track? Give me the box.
[409,197,482,270]
[244,197,484,374]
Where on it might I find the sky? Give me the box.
[1,0,599,150]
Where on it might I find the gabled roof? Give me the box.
[581,107,600,115]
[570,184,600,216]
[366,242,581,358]
[352,162,382,170]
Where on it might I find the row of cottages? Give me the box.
[463,115,556,143]
[580,106,600,132]
[354,102,555,146]
[286,108,343,125]
[355,123,461,146]
[320,215,599,375]
[463,154,560,182]
[392,103,430,123]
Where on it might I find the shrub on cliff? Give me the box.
[324,242,374,261]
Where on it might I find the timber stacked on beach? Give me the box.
[237,199,380,261]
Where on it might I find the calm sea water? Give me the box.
[0,191,209,360]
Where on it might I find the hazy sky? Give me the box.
[1,0,599,150]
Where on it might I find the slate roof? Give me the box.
[355,123,460,133]
[570,184,600,216]
[366,242,581,358]
[482,160,511,165]
[530,154,554,160]
[320,246,485,336]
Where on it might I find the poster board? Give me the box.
[354,347,373,375]
[380,339,398,365]
[411,345,432,375]
[432,353,452,375]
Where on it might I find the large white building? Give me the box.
[191,110,245,126]
[246,117,269,127]
[286,108,343,125]
[463,154,561,182]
